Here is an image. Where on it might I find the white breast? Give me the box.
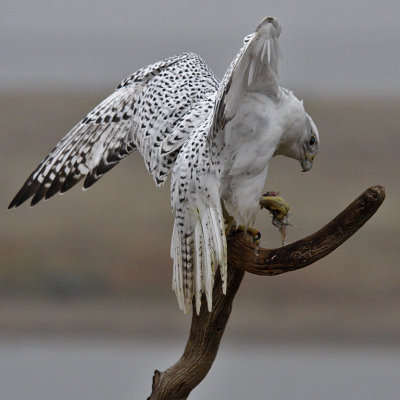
[220,92,283,226]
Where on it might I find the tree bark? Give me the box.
[228,185,386,275]
[148,185,385,400]
[148,267,244,400]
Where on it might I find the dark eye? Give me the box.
[309,135,316,146]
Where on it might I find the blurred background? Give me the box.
[1,1,399,399]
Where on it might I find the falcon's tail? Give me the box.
[171,201,227,314]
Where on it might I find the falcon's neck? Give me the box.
[273,92,306,159]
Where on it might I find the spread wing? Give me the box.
[9,53,218,208]
[209,17,282,152]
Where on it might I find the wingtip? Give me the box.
[256,17,281,36]
[8,192,29,209]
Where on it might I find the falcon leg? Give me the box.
[225,216,236,236]
[236,225,261,243]
[221,199,230,221]
[221,200,260,242]
[260,191,290,245]
[221,200,237,236]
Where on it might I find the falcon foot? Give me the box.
[224,215,237,236]
[221,199,260,243]
[236,225,261,243]
[260,191,290,245]
[221,200,241,237]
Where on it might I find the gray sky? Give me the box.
[2,0,399,96]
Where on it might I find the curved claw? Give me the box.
[236,225,261,243]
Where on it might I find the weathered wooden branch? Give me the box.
[228,185,386,275]
[148,266,244,400]
[148,185,385,400]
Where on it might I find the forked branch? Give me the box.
[148,185,385,400]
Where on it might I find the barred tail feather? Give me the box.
[182,233,194,312]
[209,205,227,294]
[171,225,185,311]
[193,222,203,314]
[200,213,213,310]
[171,202,227,315]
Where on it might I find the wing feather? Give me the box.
[9,53,218,208]
[170,112,227,314]
[10,17,285,317]
[210,17,282,139]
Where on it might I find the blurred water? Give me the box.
[1,336,399,400]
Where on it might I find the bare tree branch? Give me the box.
[228,185,386,275]
[148,267,244,400]
[148,185,385,400]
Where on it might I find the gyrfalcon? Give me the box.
[9,17,320,314]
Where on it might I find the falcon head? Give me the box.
[300,114,319,172]
[274,101,320,172]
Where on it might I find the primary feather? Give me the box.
[10,17,319,314]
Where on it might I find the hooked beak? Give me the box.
[301,153,314,172]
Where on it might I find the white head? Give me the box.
[274,97,319,172]
[299,113,319,171]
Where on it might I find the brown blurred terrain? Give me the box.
[1,91,399,343]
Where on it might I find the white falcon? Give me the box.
[9,17,319,314]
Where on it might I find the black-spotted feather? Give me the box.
[9,53,218,208]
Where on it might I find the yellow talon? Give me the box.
[236,225,261,242]
[221,200,238,236]
[225,215,237,236]
[221,199,261,243]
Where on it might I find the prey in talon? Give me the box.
[260,192,290,245]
